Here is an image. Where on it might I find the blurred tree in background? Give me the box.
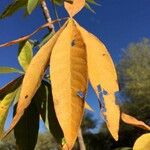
[35,132,60,150]
[118,38,150,121]
[114,38,150,149]
[0,132,16,150]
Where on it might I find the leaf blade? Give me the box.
[27,0,39,14]
[64,0,85,17]
[0,67,23,74]
[76,21,120,140]
[133,133,150,150]
[121,113,150,130]
[35,81,64,144]
[86,0,100,6]
[14,100,39,150]
[0,0,27,19]
[18,40,33,71]
[54,0,63,6]
[50,18,88,149]
[0,77,23,137]
[85,3,95,13]
[37,31,54,48]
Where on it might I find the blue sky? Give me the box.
[0,0,150,131]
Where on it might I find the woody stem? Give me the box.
[40,0,54,31]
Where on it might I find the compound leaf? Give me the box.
[3,22,67,138]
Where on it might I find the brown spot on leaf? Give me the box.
[25,95,28,99]
[71,40,75,46]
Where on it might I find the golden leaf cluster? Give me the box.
[1,18,150,150]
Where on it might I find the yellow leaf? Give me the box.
[50,18,88,149]
[3,22,67,138]
[75,21,120,140]
[133,133,150,150]
[64,0,85,17]
[85,102,94,111]
[0,77,22,137]
[121,113,150,130]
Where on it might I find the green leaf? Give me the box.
[54,0,63,5]
[0,0,27,19]
[85,0,100,13]
[0,76,23,137]
[13,86,21,105]
[35,81,64,144]
[14,99,39,150]
[27,0,39,14]
[85,2,95,13]
[18,41,33,71]
[0,67,23,74]
[38,31,54,48]
[0,76,23,99]
[86,0,100,5]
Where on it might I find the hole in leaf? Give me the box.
[97,85,106,112]
[103,90,108,95]
[97,85,102,93]
[77,91,84,99]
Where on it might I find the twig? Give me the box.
[0,18,68,48]
[40,0,54,30]
[78,128,86,150]
[51,0,61,28]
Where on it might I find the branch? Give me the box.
[40,0,54,30]
[78,128,86,150]
[51,0,61,28]
[0,18,68,48]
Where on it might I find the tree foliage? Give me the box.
[118,38,150,121]
[116,38,150,148]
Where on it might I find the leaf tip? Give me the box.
[64,0,85,17]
